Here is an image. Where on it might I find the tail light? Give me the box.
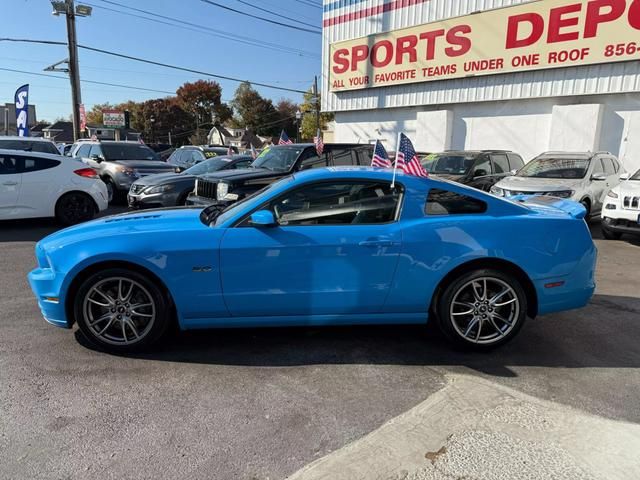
[74,168,98,179]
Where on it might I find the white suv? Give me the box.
[0,149,108,225]
[601,168,640,239]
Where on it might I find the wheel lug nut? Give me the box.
[117,315,122,320]
[111,308,116,313]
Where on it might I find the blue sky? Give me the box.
[2,0,322,122]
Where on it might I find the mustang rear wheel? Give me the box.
[74,268,171,353]
[436,269,527,349]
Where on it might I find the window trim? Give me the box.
[424,187,488,216]
[233,179,406,228]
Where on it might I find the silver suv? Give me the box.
[72,140,177,203]
[491,151,626,218]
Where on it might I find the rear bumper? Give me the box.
[535,244,597,316]
[27,267,70,329]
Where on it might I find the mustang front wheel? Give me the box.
[436,269,527,349]
[74,268,171,352]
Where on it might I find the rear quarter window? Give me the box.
[23,157,61,173]
[425,188,487,215]
[507,153,524,171]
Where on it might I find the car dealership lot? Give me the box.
[1,210,640,479]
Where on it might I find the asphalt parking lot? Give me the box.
[1,209,640,479]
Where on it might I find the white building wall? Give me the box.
[333,93,640,172]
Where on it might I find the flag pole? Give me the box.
[391,132,401,189]
[371,139,378,166]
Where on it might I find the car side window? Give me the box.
[89,145,103,158]
[299,150,328,170]
[22,157,61,173]
[472,156,492,177]
[357,147,373,166]
[261,181,403,226]
[602,157,616,175]
[425,188,487,215]
[507,154,524,171]
[190,151,205,163]
[76,144,91,158]
[331,149,356,166]
[490,154,510,174]
[592,158,604,174]
[233,160,250,169]
[0,156,19,174]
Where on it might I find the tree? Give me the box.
[275,99,299,139]
[300,88,334,141]
[136,98,193,144]
[85,103,115,125]
[230,82,280,136]
[176,80,232,128]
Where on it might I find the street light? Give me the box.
[150,115,156,144]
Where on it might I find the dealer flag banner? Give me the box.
[330,0,640,91]
[14,84,29,137]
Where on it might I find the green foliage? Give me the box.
[299,88,334,141]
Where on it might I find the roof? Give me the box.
[42,121,74,142]
[0,135,56,143]
[537,152,600,159]
[0,148,65,160]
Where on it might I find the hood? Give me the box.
[496,175,583,191]
[113,160,175,170]
[38,208,205,250]
[133,172,193,186]
[615,179,640,196]
[199,167,278,183]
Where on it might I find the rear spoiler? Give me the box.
[508,195,587,220]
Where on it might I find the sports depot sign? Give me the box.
[329,0,640,91]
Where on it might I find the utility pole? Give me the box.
[313,76,320,135]
[50,1,91,141]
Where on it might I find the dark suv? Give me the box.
[187,143,373,207]
[421,150,525,191]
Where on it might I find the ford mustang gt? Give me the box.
[28,167,596,353]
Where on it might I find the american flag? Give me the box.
[278,130,293,145]
[396,133,428,177]
[371,140,391,168]
[313,128,324,155]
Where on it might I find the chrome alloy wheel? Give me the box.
[449,277,520,345]
[82,277,156,346]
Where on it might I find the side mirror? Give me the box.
[510,169,518,175]
[90,154,103,163]
[591,172,607,181]
[620,172,631,181]
[249,210,277,227]
[473,169,488,178]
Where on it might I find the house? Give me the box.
[0,103,38,136]
[42,121,74,143]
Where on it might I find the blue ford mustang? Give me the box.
[28,167,596,353]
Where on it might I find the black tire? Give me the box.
[601,226,622,240]
[74,268,172,353]
[580,199,591,221]
[104,177,124,204]
[435,268,527,350]
[55,192,96,226]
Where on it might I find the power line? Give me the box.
[294,0,323,10]
[0,67,176,95]
[0,38,308,94]
[88,0,319,59]
[233,0,320,30]
[199,0,321,35]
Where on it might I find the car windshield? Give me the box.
[209,175,295,226]
[517,157,590,179]
[422,153,476,175]
[0,139,59,155]
[102,144,159,161]
[185,157,235,175]
[251,146,303,172]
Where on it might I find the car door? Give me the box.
[602,156,620,192]
[16,155,63,217]
[588,157,608,211]
[0,155,22,219]
[484,153,511,191]
[84,144,104,170]
[219,180,404,317]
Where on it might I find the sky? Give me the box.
[1,0,322,123]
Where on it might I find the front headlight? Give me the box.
[216,182,229,200]
[607,190,619,199]
[145,184,174,194]
[490,186,504,197]
[116,166,139,177]
[550,190,574,199]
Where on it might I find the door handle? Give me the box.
[359,238,397,247]
[2,181,18,186]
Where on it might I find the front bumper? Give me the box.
[27,267,70,329]
[128,191,179,209]
[602,215,640,236]
[186,193,225,207]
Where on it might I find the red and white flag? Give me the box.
[314,128,324,155]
